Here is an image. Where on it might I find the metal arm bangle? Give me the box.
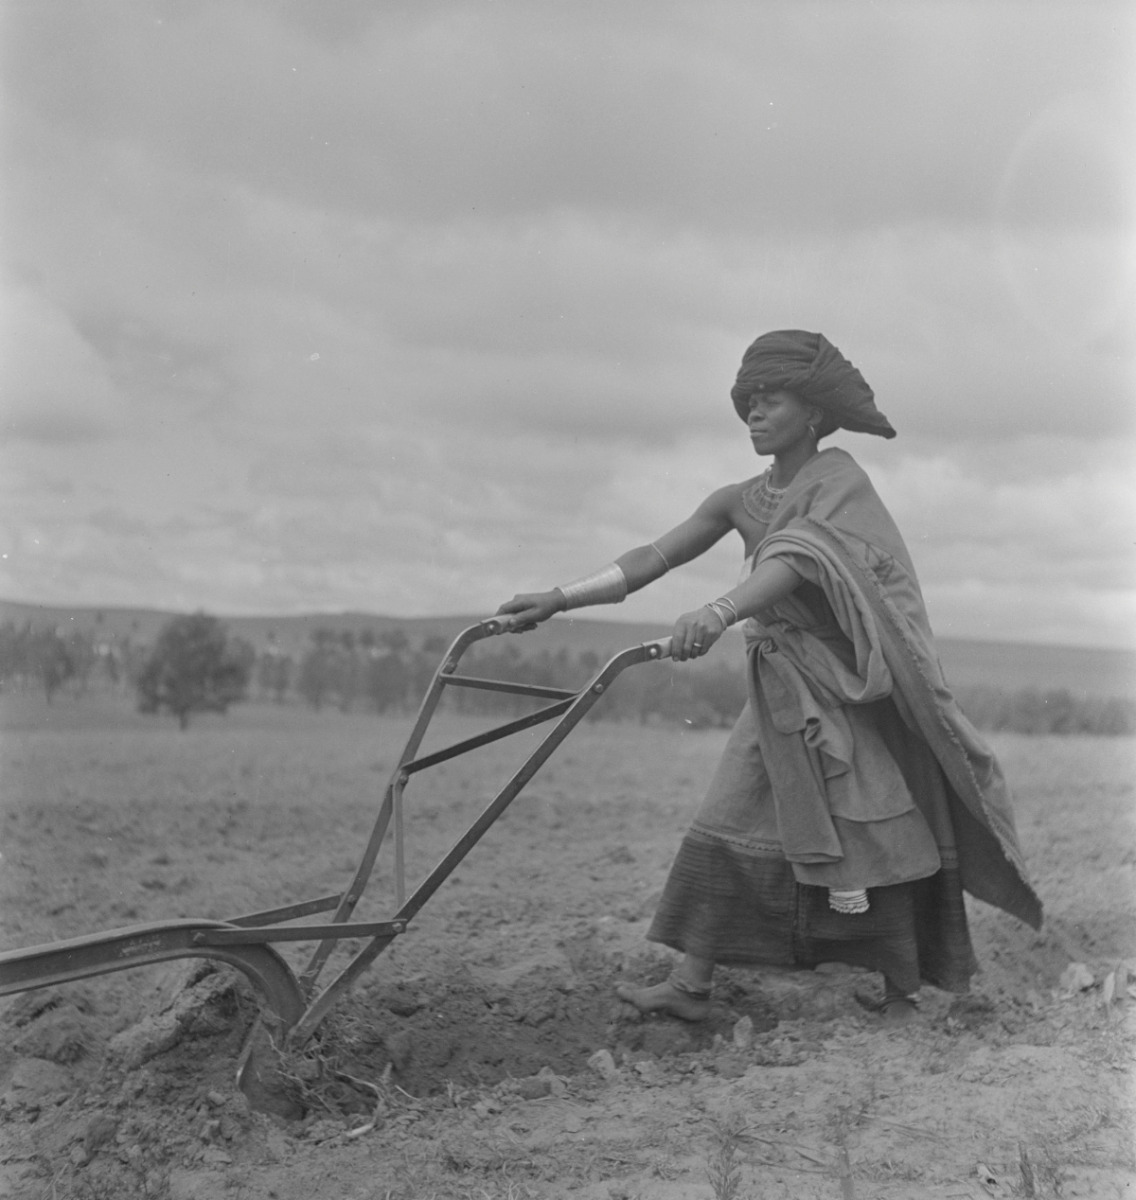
[703,596,739,631]
[704,602,731,632]
[648,542,672,572]
[555,563,629,610]
[714,595,739,623]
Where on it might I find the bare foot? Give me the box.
[615,979,711,1021]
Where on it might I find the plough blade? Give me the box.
[0,919,305,1033]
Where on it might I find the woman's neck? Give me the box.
[769,441,819,488]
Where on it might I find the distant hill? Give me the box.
[2,597,1134,699]
[0,598,670,660]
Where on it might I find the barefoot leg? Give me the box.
[616,956,714,1021]
[615,978,711,1021]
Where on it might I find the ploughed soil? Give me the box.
[1,692,1133,1199]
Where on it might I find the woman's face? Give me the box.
[744,390,816,456]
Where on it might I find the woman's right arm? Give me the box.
[495,486,737,630]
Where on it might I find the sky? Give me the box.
[2,1,1134,650]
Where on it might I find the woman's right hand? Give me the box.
[495,590,566,632]
[670,605,728,661]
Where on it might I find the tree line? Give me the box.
[1,613,1132,736]
[258,623,750,729]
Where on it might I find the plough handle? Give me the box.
[478,615,675,662]
[288,624,675,1044]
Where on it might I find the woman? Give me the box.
[497,329,1041,1023]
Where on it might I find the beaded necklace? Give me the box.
[741,470,788,523]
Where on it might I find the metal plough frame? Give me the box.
[0,618,673,1047]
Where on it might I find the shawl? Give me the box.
[749,448,1042,929]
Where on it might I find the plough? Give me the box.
[0,618,674,1057]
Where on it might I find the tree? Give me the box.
[0,621,33,690]
[380,627,410,654]
[297,628,358,710]
[31,628,76,703]
[257,646,293,703]
[363,648,409,713]
[136,612,251,729]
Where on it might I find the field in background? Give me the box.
[1,691,1134,1197]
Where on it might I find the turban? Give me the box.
[730,330,896,439]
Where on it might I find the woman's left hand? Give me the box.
[670,606,727,662]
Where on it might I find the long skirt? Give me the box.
[647,693,979,994]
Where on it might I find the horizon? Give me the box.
[2,594,1132,657]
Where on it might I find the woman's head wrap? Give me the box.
[730,330,896,439]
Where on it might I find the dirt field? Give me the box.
[1,689,1133,1199]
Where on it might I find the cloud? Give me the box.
[1,1,1133,649]
[7,3,1133,232]
[7,5,1132,451]
[858,442,1136,648]
[0,281,129,443]
[868,445,1136,584]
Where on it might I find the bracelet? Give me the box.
[715,596,739,623]
[703,596,739,631]
[555,563,629,610]
[648,542,672,572]
[704,603,730,632]
[829,888,870,914]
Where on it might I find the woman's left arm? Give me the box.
[497,487,737,630]
[670,558,801,661]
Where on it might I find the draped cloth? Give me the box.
[647,449,1041,994]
